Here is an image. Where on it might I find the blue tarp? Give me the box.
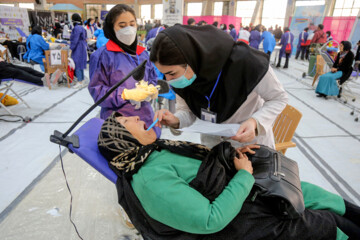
[49,4,82,11]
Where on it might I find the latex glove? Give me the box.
[122,80,159,102]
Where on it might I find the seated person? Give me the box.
[98,112,360,240]
[23,26,49,72]
[316,41,354,98]
[354,40,360,76]
[0,57,61,87]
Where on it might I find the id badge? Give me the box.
[201,108,217,123]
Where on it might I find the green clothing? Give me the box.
[132,149,255,234]
[131,149,348,239]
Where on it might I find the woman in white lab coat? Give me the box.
[150,25,288,149]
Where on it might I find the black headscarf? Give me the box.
[341,41,352,51]
[98,112,210,178]
[71,13,82,26]
[31,26,42,35]
[103,6,138,55]
[157,25,270,123]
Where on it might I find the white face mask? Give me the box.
[115,26,137,46]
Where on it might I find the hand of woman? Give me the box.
[236,144,260,155]
[154,109,180,128]
[231,118,257,143]
[331,68,337,73]
[233,152,253,174]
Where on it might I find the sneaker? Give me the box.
[50,69,62,85]
[41,73,51,88]
[73,81,84,89]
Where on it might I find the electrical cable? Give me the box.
[0,114,31,122]
[59,145,84,240]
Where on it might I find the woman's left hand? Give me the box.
[231,118,257,143]
[331,68,337,73]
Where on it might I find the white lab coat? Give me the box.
[173,66,288,149]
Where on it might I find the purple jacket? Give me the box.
[145,27,164,44]
[89,40,160,138]
[70,24,87,70]
[279,31,295,58]
[230,28,237,41]
[297,31,308,48]
[249,30,261,49]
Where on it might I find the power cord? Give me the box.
[59,145,84,240]
[0,114,32,123]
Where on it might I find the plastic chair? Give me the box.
[17,45,27,62]
[273,105,302,155]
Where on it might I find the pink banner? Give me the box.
[322,16,356,43]
[183,15,242,32]
[288,16,356,43]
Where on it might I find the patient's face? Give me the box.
[116,116,156,145]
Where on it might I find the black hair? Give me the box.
[304,27,309,31]
[318,24,324,30]
[212,21,218,27]
[106,4,136,26]
[221,24,227,30]
[284,27,290,32]
[326,31,331,36]
[71,13,82,25]
[86,18,94,27]
[150,34,186,66]
[229,24,235,30]
[254,24,262,31]
[341,41,352,51]
[187,18,195,25]
[31,25,42,35]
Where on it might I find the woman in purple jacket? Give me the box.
[88,4,160,138]
[249,25,261,49]
[70,13,88,89]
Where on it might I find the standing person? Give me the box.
[62,21,71,40]
[295,27,309,60]
[326,31,333,42]
[23,26,49,72]
[150,25,288,148]
[85,18,95,39]
[220,24,230,34]
[88,4,160,138]
[237,27,250,44]
[274,26,283,42]
[249,24,261,49]
[354,40,360,75]
[260,27,276,57]
[229,24,237,41]
[276,27,294,69]
[94,16,101,29]
[145,24,165,44]
[53,22,62,38]
[316,41,354,98]
[145,20,152,35]
[94,28,109,49]
[70,13,88,89]
[311,24,327,44]
[187,18,196,26]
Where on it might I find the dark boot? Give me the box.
[276,57,281,68]
[338,87,342,98]
[283,57,289,69]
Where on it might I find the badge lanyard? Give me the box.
[124,52,140,67]
[201,71,222,123]
[205,71,222,111]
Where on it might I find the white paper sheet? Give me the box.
[179,119,240,137]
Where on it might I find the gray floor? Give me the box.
[0,57,359,239]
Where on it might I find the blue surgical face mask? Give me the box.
[167,65,197,88]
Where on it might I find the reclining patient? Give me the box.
[98,112,360,240]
